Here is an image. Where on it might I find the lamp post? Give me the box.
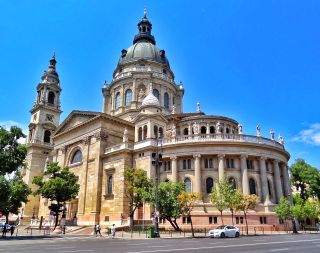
[151,131,163,238]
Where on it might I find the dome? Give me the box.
[141,91,160,107]
[119,42,170,66]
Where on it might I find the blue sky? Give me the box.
[0,1,319,168]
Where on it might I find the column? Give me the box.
[171,156,178,182]
[78,137,90,215]
[206,123,210,135]
[132,78,136,102]
[281,163,292,203]
[273,159,283,203]
[259,157,269,204]
[188,124,191,136]
[240,154,249,195]
[218,154,225,181]
[194,154,201,194]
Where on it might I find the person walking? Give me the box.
[93,225,97,236]
[111,224,116,239]
[10,225,15,236]
[96,224,102,237]
[2,223,8,237]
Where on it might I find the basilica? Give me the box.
[23,11,291,228]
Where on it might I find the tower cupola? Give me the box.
[133,8,155,45]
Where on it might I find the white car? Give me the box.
[208,225,240,238]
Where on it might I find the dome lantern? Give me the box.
[133,8,156,45]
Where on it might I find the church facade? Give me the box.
[23,11,291,228]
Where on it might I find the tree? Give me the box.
[236,194,259,235]
[274,197,297,234]
[0,126,27,176]
[32,162,80,228]
[157,181,185,231]
[225,189,242,225]
[124,168,153,227]
[291,159,320,200]
[177,192,199,238]
[0,173,31,222]
[210,179,231,225]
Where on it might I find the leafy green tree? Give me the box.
[124,168,153,227]
[0,173,31,222]
[236,194,259,235]
[210,179,231,225]
[157,181,185,231]
[32,162,80,228]
[291,159,320,200]
[0,126,26,176]
[274,197,298,233]
[177,192,199,238]
[225,189,242,225]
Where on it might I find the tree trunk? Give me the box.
[189,215,195,238]
[173,219,181,231]
[244,212,248,235]
[292,219,298,234]
[54,213,59,229]
[167,217,180,231]
[231,209,234,225]
[220,211,224,225]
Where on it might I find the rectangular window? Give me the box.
[209,216,218,224]
[279,219,284,224]
[205,159,208,168]
[260,216,267,224]
[209,159,213,168]
[246,159,254,169]
[236,216,244,224]
[187,159,191,169]
[236,217,239,224]
[182,217,191,224]
[183,160,187,170]
[240,217,244,224]
[226,158,234,168]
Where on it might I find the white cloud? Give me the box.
[292,123,320,146]
[0,120,28,144]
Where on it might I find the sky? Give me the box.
[0,0,319,168]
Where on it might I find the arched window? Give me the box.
[107,175,113,195]
[201,126,206,134]
[125,89,132,106]
[249,178,256,195]
[206,177,214,193]
[71,150,82,164]
[138,127,142,141]
[43,130,51,143]
[48,91,55,105]
[154,125,158,138]
[184,178,192,193]
[143,125,148,140]
[226,128,230,134]
[153,89,160,100]
[210,126,215,134]
[267,180,272,198]
[183,128,189,135]
[159,127,163,138]
[164,92,169,109]
[115,92,121,109]
[229,177,237,189]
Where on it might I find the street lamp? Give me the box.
[151,130,163,238]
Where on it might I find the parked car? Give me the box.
[208,225,240,238]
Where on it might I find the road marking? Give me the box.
[149,245,172,248]
[59,251,94,253]
[129,243,149,246]
[126,238,320,253]
[270,249,289,252]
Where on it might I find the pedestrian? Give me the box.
[2,223,7,237]
[10,225,15,236]
[63,224,66,234]
[316,221,320,232]
[96,224,102,237]
[111,224,116,239]
[93,225,97,236]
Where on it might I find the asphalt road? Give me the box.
[1,234,320,253]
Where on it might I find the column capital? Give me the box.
[193,154,201,159]
[240,153,248,159]
[259,156,267,161]
[273,159,280,165]
[82,136,91,146]
[217,154,225,160]
[170,155,177,161]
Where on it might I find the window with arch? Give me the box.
[183,128,189,135]
[125,89,132,106]
[201,126,206,134]
[210,126,215,134]
[43,130,51,143]
[249,178,256,195]
[164,92,169,109]
[138,127,143,141]
[71,150,82,164]
[48,91,55,105]
[159,127,163,138]
[267,180,272,198]
[107,175,113,195]
[226,128,230,134]
[153,89,160,100]
[143,125,148,140]
[184,178,192,193]
[154,125,158,138]
[115,92,121,109]
[206,177,214,193]
[229,177,237,189]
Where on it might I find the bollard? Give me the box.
[16,228,18,237]
[31,228,32,236]
[139,229,140,237]
[262,227,264,235]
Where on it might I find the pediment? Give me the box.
[133,113,168,124]
[54,110,100,136]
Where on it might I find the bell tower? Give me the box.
[22,52,62,219]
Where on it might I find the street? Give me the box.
[1,234,320,253]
